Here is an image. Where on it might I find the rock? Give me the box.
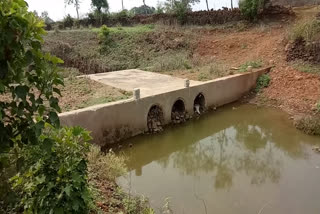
[285,43,291,52]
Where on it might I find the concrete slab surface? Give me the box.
[86,69,202,97]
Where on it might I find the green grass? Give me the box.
[239,60,263,72]
[255,74,270,92]
[92,24,155,34]
[289,18,320,42]
[292,61,320,74]
[76,94,132,110]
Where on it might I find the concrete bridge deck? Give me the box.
[86,69,202,97]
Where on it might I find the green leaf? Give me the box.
[49,111,60,128]
[64,185,71,197]
[15,85,29,101]
[54,207,64,214]
[72,126,84,136]
[53,88,61,96]
[41,138,53,153]
[0,82,4,93]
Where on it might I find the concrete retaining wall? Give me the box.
[59,68,269,146]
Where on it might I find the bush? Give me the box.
[239,60,263,72]
[63,14,74,28]
[255,74,270,92]
[173,0,191,25]
[88,146,127,181]
[11,126,93,213]
[289,19,320,42]
[98,25,112,46]
[239,0,264,20]
[295,116,320,135]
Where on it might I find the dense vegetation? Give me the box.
[0,0,151,213]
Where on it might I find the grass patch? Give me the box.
[58,68,132,112]
[289,18,320,42]
[291,60,320,74]
[239,60,263,72]
[87,146,154,213]
[92,24,155,34]
[295,116,320,135]
[255,74,271,92]
[148,52,192,72]
[198,72,211,81]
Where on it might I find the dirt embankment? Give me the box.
[194,8,320,118]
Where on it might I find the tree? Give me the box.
[122,0,124,10]
[41,11,54,24]
[91,0,109,13]
[65,0,81,19]
[130,5,156,15]
[164,0,200,12]
[231,0,234,9]
[0,1,93,212]
[205,0,209,10]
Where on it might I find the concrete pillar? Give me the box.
[184,79,190,88]
[133,88,140,100]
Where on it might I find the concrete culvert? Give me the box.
[147,105,164,133]
[171,99,188,124]
[194,93,206,115]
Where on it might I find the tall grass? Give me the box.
[289,18,320,41]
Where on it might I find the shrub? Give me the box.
[63,14,74,28]
[0,1,95,212]
[295,116,320,135]
[289,19,320,42]
[239,60,263,72]
[11,126,93,213]
[173,0,191,25]
[88,146,127,181]
[239,0,264,21]
[98,25,113,46]
[255,74,270,92]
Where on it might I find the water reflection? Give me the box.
[118,104,320,214]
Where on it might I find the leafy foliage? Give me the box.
[130,5,156,15]
[289,19,320,42]
[239,60,263,72]
[295,116,320,135]
[255,74,270,92]
[63,14,74,28]
[98,25,113,46]
[0,0,64,154]
[88,146,127,181]
[0,1,96,213]
[239,0,264,20]
[91,0,109,13]
[11,126,93,213]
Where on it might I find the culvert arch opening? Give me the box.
[147,105,164,133]
[194,93,206,115]
[171,99,188,124]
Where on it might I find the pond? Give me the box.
[117,104,320,214]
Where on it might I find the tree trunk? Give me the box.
[206,0,209,11]
[122,0,124,10]
[76,5,79,19]
[230,0,233,9]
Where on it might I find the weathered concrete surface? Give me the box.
[86,69,202,97]
[60,68,270,146]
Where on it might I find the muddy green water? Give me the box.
[117,104,320,214]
